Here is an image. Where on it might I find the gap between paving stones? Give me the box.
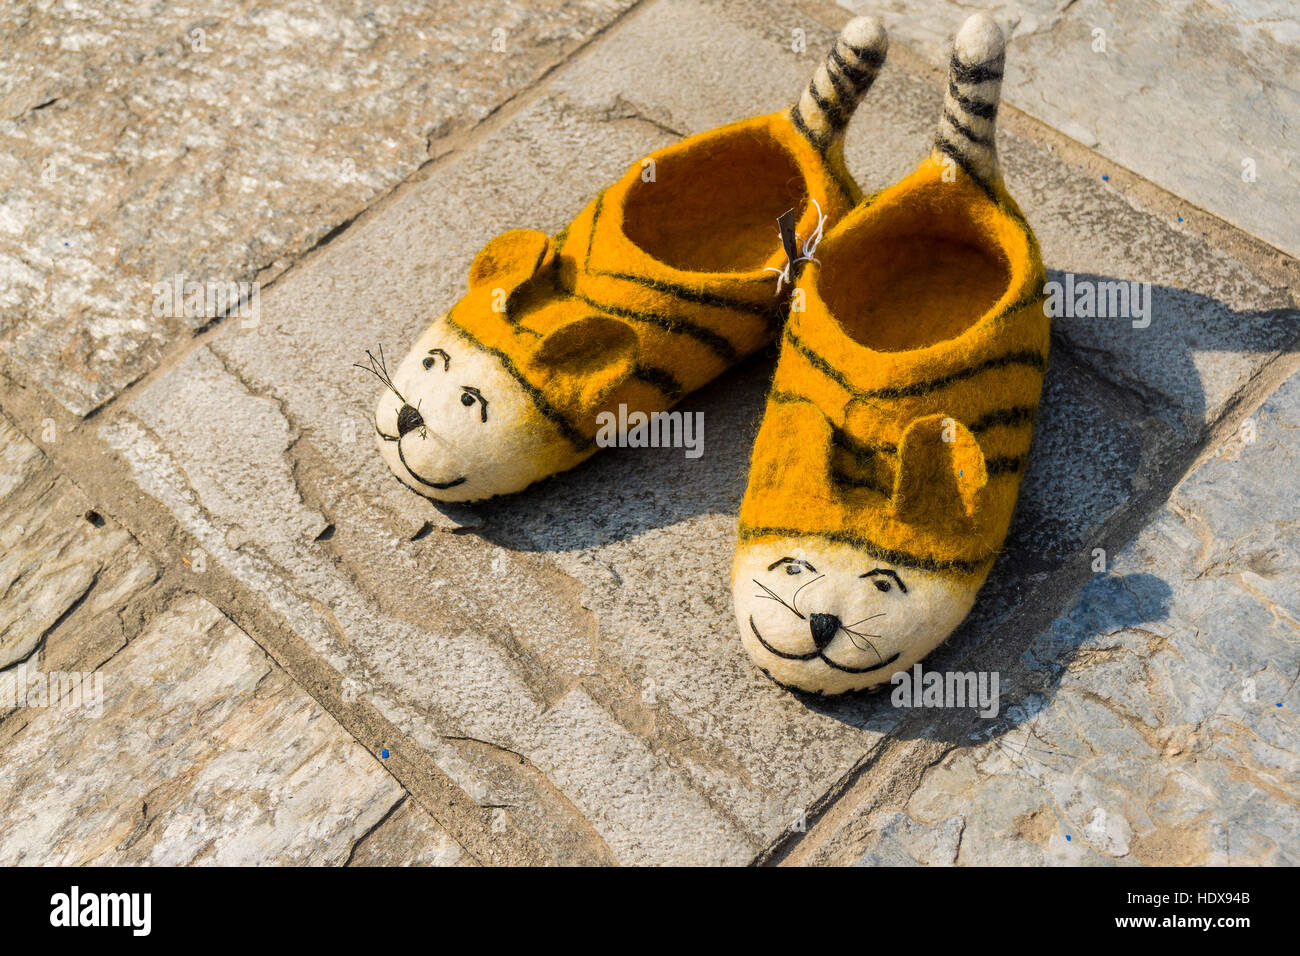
[73,0,1300,438]
[0,0,714,866]
[1,0,1298,864]
[0,1,663,862]
[0,386,546,864]
[70,0,658,430]
[7,324,1294,867]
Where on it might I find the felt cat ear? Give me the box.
[890,413,988,523]
[790,16,888,155]
[530,315,639,410]
[933,13,1006,190]
[468,229,554,290]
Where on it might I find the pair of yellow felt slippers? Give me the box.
[368,13,1049,695]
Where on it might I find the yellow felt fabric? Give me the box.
[892,413,988,521]
[738,153,1049,577]
[446,111,858,456]
[468,229,553,290]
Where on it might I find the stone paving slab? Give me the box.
[834,367,1300,866]
[836,0,1300,257]
[0,592,468,865]
[87,0,1299,865]
[0,0,637,415]
[0,0,1291,867]
[346,796,470,866]
[0,416,159,731]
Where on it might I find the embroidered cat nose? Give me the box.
[809,613,841,650]
[396,404,424,437]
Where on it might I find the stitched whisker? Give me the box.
[402,399,452,446]
[371,347,395,390]
[844,612,886,630]
[354,348,407,405]
[841,626,885,662]
[353,355,392,391]
[791,573,826,617]
[752,579,804,620]
[369,343,396,390]
[376,346,399,394]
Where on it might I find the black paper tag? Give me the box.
[776,208,799,266]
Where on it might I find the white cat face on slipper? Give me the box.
[370,315,570,503]
[733,539,981,695]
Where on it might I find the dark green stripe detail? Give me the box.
[829,471,890,497]
[827,159,858,204]
[585,191,605,269]
[770,389,1035,450]
[632,364,684,402]
[930,140,1044,253]
[828,44,879,89]
[821,56,853,109]
[969,405,1036,433]
[570,289,742,364]
[784,333,1045,403]
[772,387,1036,437]
[947,78,998,120]
[809,83,845,131]
[447,310,594,451]
[827,47,861,88]
[767,388,812,406]
[836,38,886,74]
[985,454,1027,476]
[738,524,995,575]
[589,268,779,318]
[987,287,1049,325]
[836,430,895,458]
[790,104,827,152]
[781,331,854,393]
[934,137,998,201]
[950,54,1004,84]
[943,107,993,147]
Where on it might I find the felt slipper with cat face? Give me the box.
[733,14,1049,695]
[367,18,889,502]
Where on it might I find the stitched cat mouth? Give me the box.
[376,426,467,490]
[748,615,900,674]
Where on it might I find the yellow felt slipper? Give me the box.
[732,14,1049,695]
[367,18,889,502]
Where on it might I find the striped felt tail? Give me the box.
[791,16,888,154]
[935,13,1006,189]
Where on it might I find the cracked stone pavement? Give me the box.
[0,0,1297,865]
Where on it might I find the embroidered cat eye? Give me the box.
[460,386,488,422]
[861,569,907,593]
